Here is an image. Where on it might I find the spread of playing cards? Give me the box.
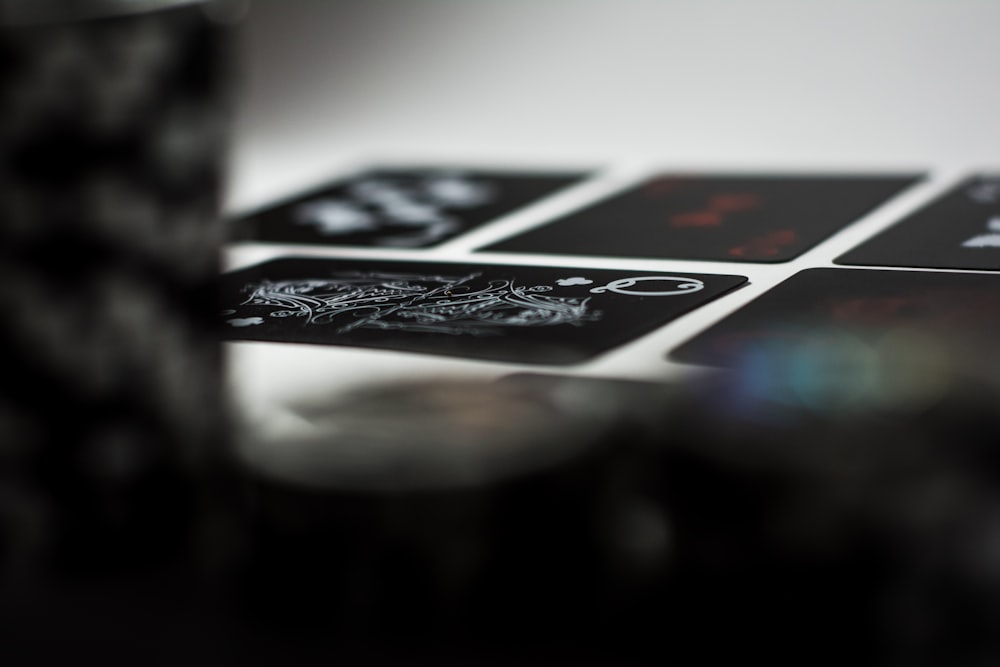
[227,168,1000,373]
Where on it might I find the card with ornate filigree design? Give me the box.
[220,257,747,364]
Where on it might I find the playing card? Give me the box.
[837,175,1000,270]
[671,268,1000,367]
[232,168,586,248]
[482,173,921,262]
[220,258,747,364]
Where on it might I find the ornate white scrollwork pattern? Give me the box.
[589,276,705,297]
[232,272,602,336]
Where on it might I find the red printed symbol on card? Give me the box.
[670,211,723,227]
[728,229,798,259]
[669,192,762,228]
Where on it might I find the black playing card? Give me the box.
[232,168,587,248]
[481,173,921,262]
[220,258,747,364]
[671,268,1000,367]
[837,175,1000,270]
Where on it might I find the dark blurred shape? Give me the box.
[672,267,1000,371]
[234,329,1000,665]
[0,1,239,661]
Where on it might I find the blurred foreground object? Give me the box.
[235,327,1000,666]
[0,0,239,659]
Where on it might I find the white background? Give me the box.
[229,0,1000,208]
